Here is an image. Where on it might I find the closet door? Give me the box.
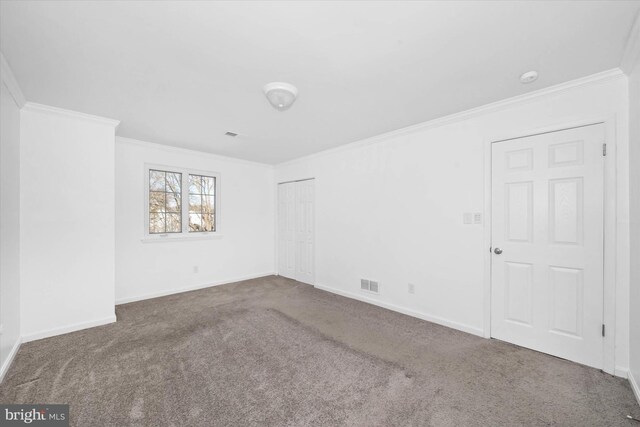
[295,179,314,285]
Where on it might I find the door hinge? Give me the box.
[602,324,605,337]
[603,143,607,157]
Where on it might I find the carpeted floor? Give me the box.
[0,276,638,426]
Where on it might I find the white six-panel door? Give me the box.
[278,180,314,285]
[491,124,605,369]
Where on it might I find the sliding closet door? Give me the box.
[278,180,314,285]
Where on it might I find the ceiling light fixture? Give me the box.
[520,70,538,84]
[263,82,298,111]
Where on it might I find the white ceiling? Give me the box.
[1,1,639,164]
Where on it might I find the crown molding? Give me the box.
[621,10,640,74]
[277,67,625,168]
[22,102,120,128]
[0,51,26,108]
[116,136,274,169]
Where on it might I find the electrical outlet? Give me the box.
[361,279,370,291]
[193,266,199,274]
[408,283,415,294]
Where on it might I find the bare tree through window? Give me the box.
[146,166,217,236]
[189,174,216,232]
[149,169,182,233]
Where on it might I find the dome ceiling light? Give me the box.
[520,70,538,84]
[263,82,298,111]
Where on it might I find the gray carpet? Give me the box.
[0,276,638,426]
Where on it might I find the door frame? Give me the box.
[482,116,618,375]
[276,177,316,285]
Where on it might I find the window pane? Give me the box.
[189,213,202,232]
[166,192,181,212]
[149,192,165,212]
[201,194,214,214]
[202,213,215,232]
[166,213,181,233]
[188,173,216,232]
[149,169,183,234]
[189,194,202,213]
[202,176,215,195]
[149,170,165,191]
[189,175,202,194]
[166,172,182,193]
[149,212,165,233]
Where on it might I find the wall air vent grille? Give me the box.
[369,281,379,293]
[361,279,379,293]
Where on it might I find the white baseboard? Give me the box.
[630,371,640,406]
[314,283,484,337]
[115,272,276,305]
[615,366,629,379]
[22,315,117,343]
[0,336,22,383]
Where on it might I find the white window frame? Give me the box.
[142,163,222,242]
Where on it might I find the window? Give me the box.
[145,165,219,238]
[189,174,216,232]
[149,169,182,233]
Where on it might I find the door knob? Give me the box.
[494,247,503,255]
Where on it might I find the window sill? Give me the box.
[141,233,224,243]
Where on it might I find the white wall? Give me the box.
[19,104,118,341]
[627,26,640,401]
[115,138,275,303]
[0,54,23,380]
[276,73,631,375]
